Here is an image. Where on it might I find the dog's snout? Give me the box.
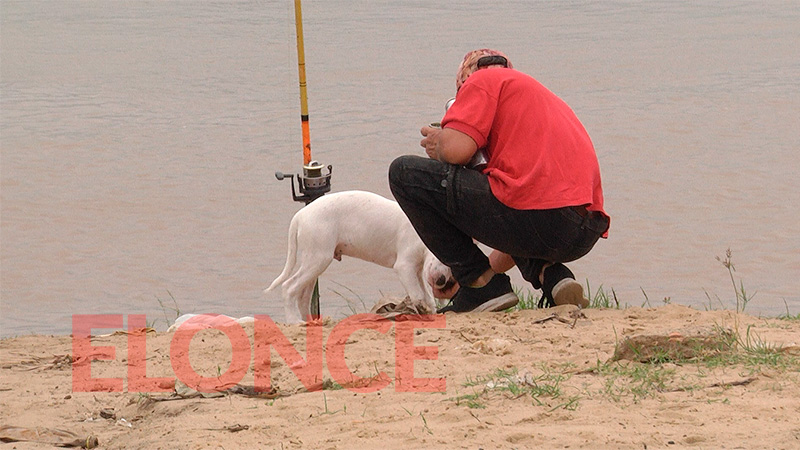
[435,275,447,288]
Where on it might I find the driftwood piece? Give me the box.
[612,329,734,363]
[0,425,98,448]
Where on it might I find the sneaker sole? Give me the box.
[552,279,589,308]
[472,293,520,312]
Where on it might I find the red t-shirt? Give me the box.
[442,68,609,234]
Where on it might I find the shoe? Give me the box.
[542,264,589,308]
[437,273,519,313]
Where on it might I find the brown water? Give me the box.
[2,1,799,337]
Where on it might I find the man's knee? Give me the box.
[388,155,408,189]
[389,155,431,196]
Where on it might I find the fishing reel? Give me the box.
[275,160,332,205]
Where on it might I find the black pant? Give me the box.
[388,155,609,289]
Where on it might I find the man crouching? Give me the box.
[389,49,610,313]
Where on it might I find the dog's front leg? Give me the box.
[393,260,434,313]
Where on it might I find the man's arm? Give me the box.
[489,250,515,273]
[420,126,478,165]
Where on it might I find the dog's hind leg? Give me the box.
[282,254,333,322]
[267,216,301,294]
[283,282,306,324]
[295,282,316,322]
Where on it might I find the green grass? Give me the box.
[510,287,541,310]
[449,391,487,409]
[585,281,619,309]
[509,281,619,311]
[600,323,800,402]
[318,393,346,416]
[595,360,677,403]
[698,324,799,372]
[151,290,182,330]
[639,288,672,308]
[329,280,369,315]
[703,248,758,313]
[778,300,800,321]
[450,366,580,411]
[716,248,756,313]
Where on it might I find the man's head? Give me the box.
[455,49,513,91]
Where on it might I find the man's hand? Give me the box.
[433,250,517,300]
[420,125,441,160]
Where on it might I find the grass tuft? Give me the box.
[153,290,182,330]
[778,299,800,321]
[509,282,619,311]
[715,248,756,313]
[585,281,619,309]
[451,366,580,411]
[329,280,369,315]
[510,287,540,310]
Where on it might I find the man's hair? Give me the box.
[455,49,513,91]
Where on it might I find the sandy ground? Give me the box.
[1,304,799,450]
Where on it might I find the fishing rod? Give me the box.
[275,0,332,318]
[275,0,332,205]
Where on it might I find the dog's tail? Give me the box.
[265,215,300,294]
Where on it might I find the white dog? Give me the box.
[266,190,454,323]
